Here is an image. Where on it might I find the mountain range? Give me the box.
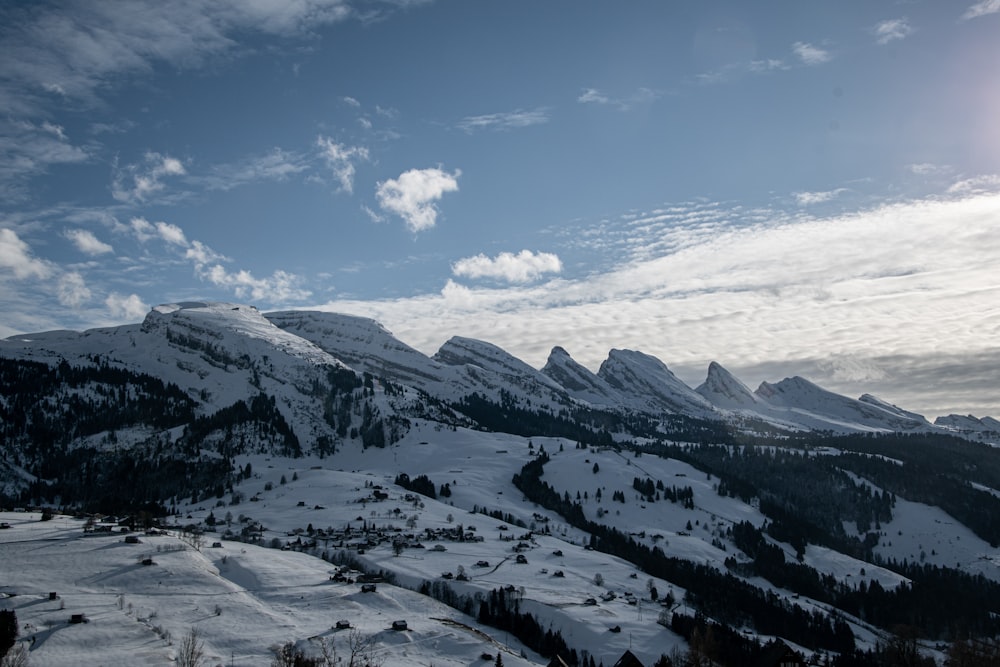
[2,301,995,451]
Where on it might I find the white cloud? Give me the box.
[178,234,309,303]
[105,292,149,320]
[125,216,309,304]
[65,228,113,255]
[200,265,311,302]
[962,0,1000,20]
[316,137,369,194]
[794,188,847,206]
[452,250,563,284]
[375,167,460,232]
[873,18,914,45]
[185,240,228,265]
[792,42,831,65]
[343,96,361,107]
[457,108,549,133]
[0,228,51,279]
[155,221,187,246]
[57,271,91,307]
[125,216,188,247]
[111,152,186,203]
[129,216,156,242]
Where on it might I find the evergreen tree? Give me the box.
[0,609,16,659]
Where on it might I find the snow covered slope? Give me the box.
[541,346,623,407]
[432,335,572,406]
[597,349,718,418]
[696,361,767,410]
[265,310,467,394]
[1,302,351,446]
[754,376,934,434]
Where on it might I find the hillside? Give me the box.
[3,302,1000,666]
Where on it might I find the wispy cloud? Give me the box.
[872,18,914,45]
[794,188,847,206]
[202,148,309,192]
[962,0,1000,21]
[577,87,659,111]
[375,167,460,232]
[697,59,788,85]
[64,228,113,255]
[457,108,549,133]
[316,137,369,194]
[578,88,610,105]
[0,118,90,200]
[0,1,355,114]
[792,41,832,65]
[908,163,951,175]
[947,174,1000,194]
[111,152,186,203]
[452,250,562,284]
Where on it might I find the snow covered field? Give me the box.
[5,420,997,665]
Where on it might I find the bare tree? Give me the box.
[347,628,383,667]
[1,643,30,667]
[176,628,205,667]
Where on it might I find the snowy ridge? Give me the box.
[2,302,351,446]
[935,414,1000,434]
[3,302,996,439]
[541,346,623,407]
[433,335,571,406]
[754,376,934,434]
[696,361,766,410]
[266,310,462,391]
[597,349,718,418]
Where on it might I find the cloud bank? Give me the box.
[316,188,1000,419]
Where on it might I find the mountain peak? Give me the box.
[598,349,715,417]
[696,362,761,409]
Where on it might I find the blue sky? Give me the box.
[2,0,999,418]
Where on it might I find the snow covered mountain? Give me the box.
[696,361,767,410]
[596,349,718,418]
[935,413,1000,434]
[541,346,623,407]
[754,375,934,434]
[3,302,995,449]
